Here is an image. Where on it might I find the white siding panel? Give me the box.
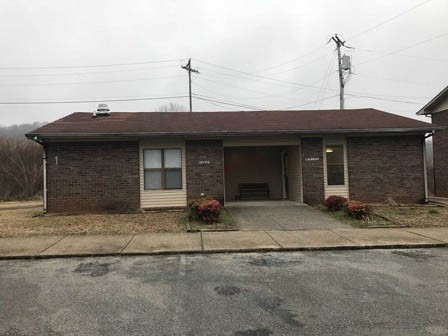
[323,137,349,199]
[139,141,187,208]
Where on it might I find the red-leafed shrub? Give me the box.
[324,195,348,212]
[344,200,371,220]
[188,197,212,221]
[198,199,223,223]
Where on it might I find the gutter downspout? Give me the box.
[423,132,433,204]
[43,144,47,213]
[423,139,428,203]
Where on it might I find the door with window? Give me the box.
[323,139,349,199]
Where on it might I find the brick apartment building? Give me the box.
[27,108,439,213]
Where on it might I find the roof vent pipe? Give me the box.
[93,103,111,117]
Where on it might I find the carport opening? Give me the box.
[224,145,301,202]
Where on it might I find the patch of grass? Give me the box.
[184,208,237,231]
[0,207,185,237]
[373,205,448,227]
[428,209,439,215]
[321,209,395,228]
[321,204,448,228]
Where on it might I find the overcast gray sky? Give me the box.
[0,0,447,126]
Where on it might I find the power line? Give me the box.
[356,33,448,67]
[196,96,241,111]
[314,51,337,108]
[257,52,331,76]
[253,45,330,74]
[352,72,433,87]
[198,59,425,103]
[0,65,179,78]
[345,93,426,105]
[0,58,182,71]
[195,59,335,92]
[347,0,434,42]
[192,94,265,111]
[281,95,340,110]
[249,1,434,76]
[354,47,448,63]
[0,95,189,105]
[0,75,185,87]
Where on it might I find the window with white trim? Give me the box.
[144,148,182,190]
[325,144,345,185]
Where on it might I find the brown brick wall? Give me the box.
[347,135,425,203]
[46,141,140,213]
[432,112,448,197]
[186,140,224,203]
[301,137,325,205]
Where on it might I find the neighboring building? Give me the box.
[417,85,448,197]
[27,108,438,213]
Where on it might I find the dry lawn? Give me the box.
[0,207,185,237]
[372,205,448,228]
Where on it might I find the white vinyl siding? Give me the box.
[140,141,187,208]
[323,137,349,199]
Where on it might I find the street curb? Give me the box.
[0,242,446,260]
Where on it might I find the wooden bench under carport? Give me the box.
[238,183,270,200]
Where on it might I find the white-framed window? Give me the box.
[143,148,182,190]
[325,144,345,186]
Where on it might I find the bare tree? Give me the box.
[0,122,44,200]
[155,103,187,112]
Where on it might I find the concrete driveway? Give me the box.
[226,201,350,231]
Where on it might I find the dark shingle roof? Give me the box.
[27,109,439,140]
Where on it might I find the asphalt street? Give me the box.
[0,249,447,336]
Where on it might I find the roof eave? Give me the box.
[416,85,448,115]
[26,127,439,141]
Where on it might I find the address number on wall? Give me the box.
[198,160,210,165]
[305,157,320,161]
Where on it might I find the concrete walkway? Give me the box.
[226,201,350,230]
[1,227,447,259]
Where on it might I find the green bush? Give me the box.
[344,200,370,220]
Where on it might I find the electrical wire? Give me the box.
[192,94,266,111]
[0,95,189,105]
[314,50,337,108]
[347,0,434,42]
[345,93,426,105]
[0,75,185,87]
[281,95,340,110]
[352,72,433,87]
[195,59,328,91]
[196,97,240,111]
[0,65,179,78]
[0,58,183,71]
[356,33,448,67]
[354,47,448,63]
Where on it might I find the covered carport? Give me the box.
[223,143,302,203]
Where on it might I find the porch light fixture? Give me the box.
[326,147,334,153]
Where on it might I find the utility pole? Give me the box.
[181,58,199,112]
[330,34,352,109]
